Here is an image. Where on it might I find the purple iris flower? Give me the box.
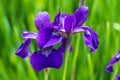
[15,6,99,72]
[106,49,120,72]
[53,6,99,53]
[15,12,63,71]
[115,75,120,80]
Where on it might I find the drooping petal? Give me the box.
[73,26,99,52]
[64,15,76,33]
[83,28,99,52]
[36,27,53,49]
[47,49,63,68]
[30,51,47,71]
[43,34,63,49]
[36,23,62,49]
[34,12,50,30]
[15,39,31,58]
[74,6,88,27]
[115,75,120,80]
[22,30,37,39]
[30,49,63,71]
[89,30,99,50]
[106,50,120,72]
[58,38,73,54]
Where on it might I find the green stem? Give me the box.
[80,0,86,6]
[71,35,80,80]
[70,0,86,80]
[44,68,49,80]
[62,50,69,80]
[62,33,72,80]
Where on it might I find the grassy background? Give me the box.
[0,0,120,80]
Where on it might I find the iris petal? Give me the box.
[47,49,63,68]
[115,75,120,80]
[15,39,31,58]
[73,26,90,33]
[22,30,37,39]
[53,10,61,26]
[30,51,47,71]
[106,50,120,72]
[73,26,99,52]
[36,27,53,49]
[43,34,63,49]
[34,12,50,30]
[83,27,99,52]
[74,6,88,27]
[64,15,76,33]
[36,23,62,49]
[30,49,63,71]
[53,11,69,33]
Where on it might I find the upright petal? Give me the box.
[36,27,53,49]
[106,49,120,72]
[53,9,61,26]
[64,15,76,33]
[15,39,31,58]
[22,30,37,39]
[74,6,88,27]
[30,51,47,71]
[60,13,69,29]
[53,9,68,27]
[47,49,63,68]
[83,28,99,52]
[34,12,50,30]
[53,12,68,33]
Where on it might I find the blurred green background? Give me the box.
[0,0,120,80]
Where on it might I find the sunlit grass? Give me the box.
[0,0,120,80]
